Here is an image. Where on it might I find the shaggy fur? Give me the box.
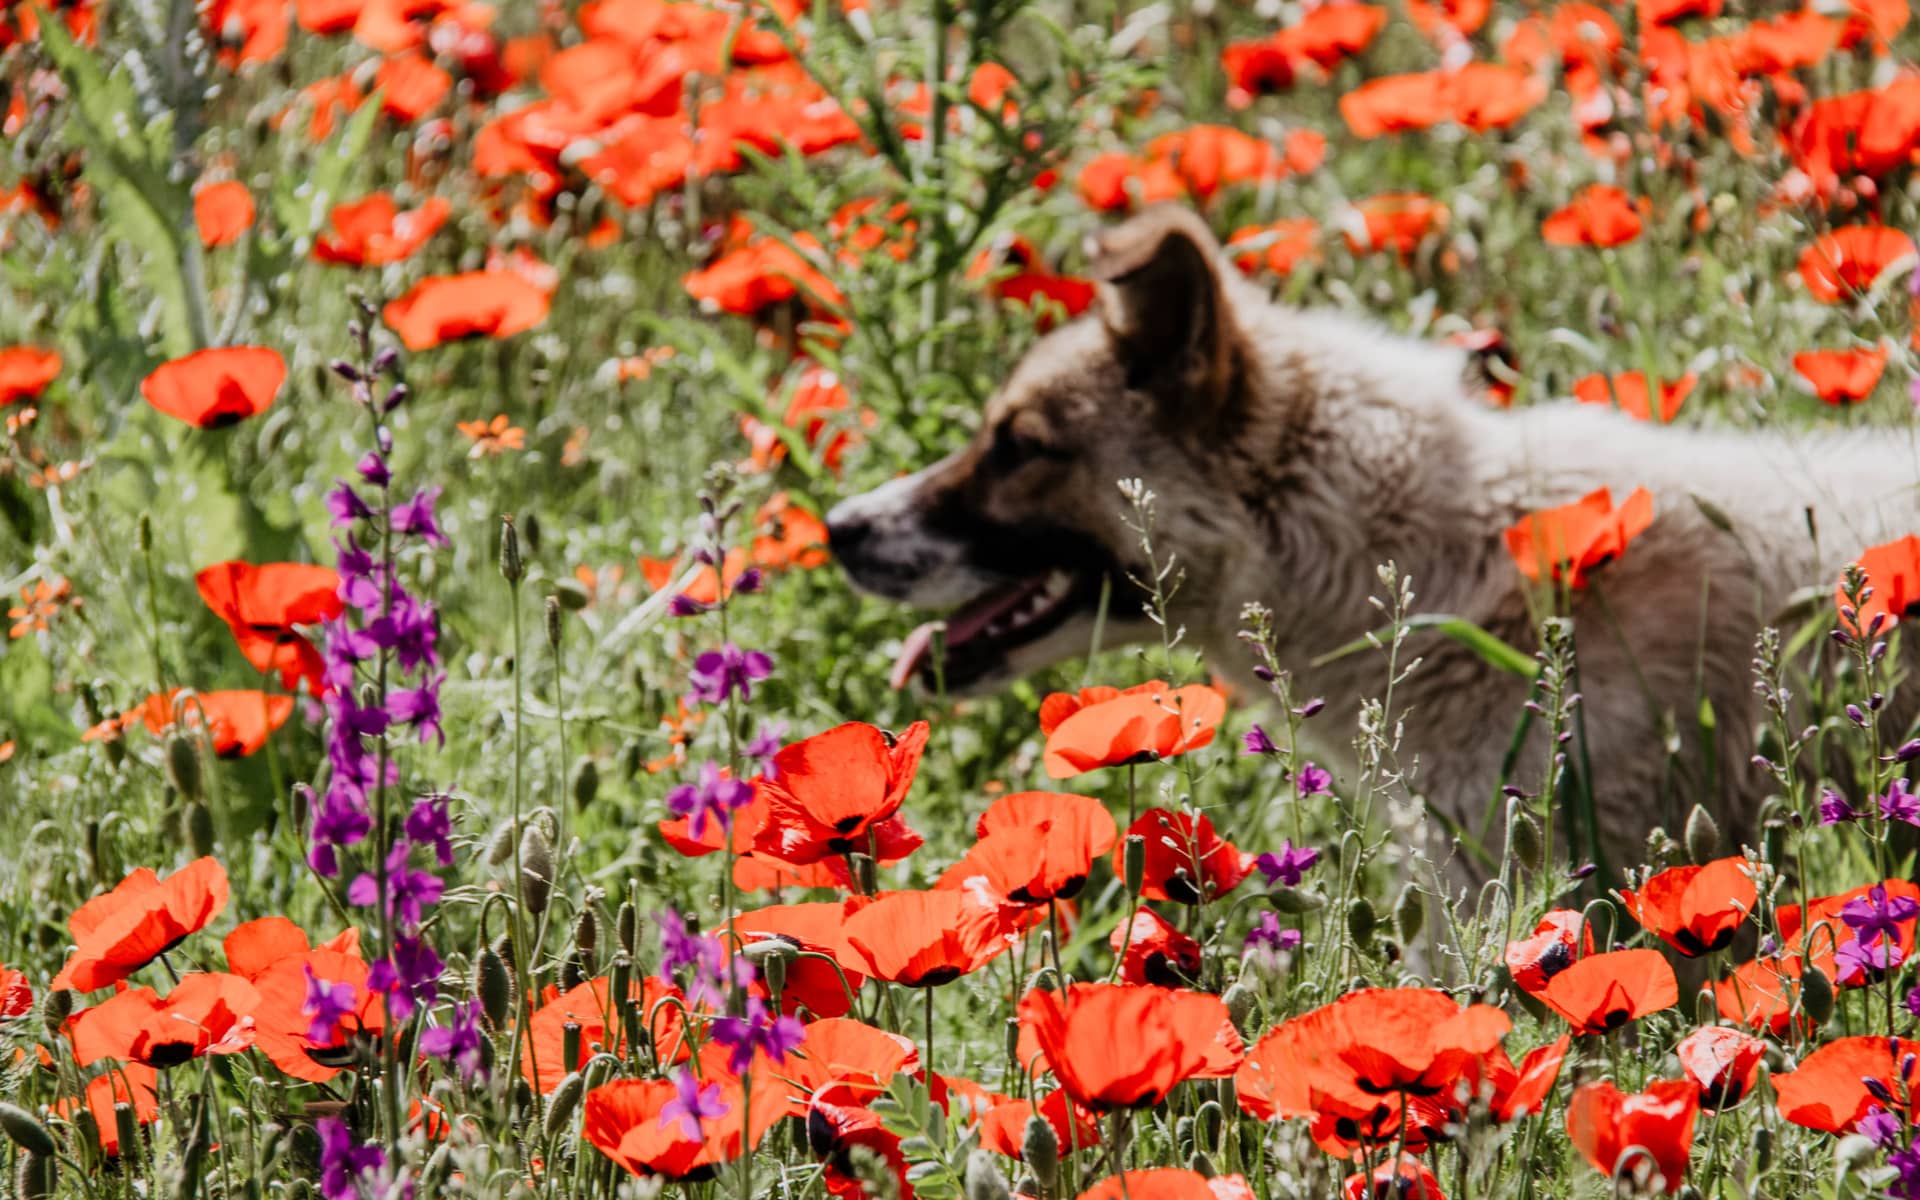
[827,204,1920,878]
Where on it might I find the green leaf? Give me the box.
[1310,613,1539,679]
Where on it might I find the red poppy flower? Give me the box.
[1841,537,1920,634]
[524,975,689,1093]
[741,365,869,474]
[979,1089,1101,1159]
[782,1016,919,1108]
[1077,1169,1226,1200]
[1779,879,1920,962]
[1110,908,1202,987]
[1344,1155,1446,1200]
[314,193,450,265]
[1573,372,1693,422]
[1537,948,1679,1033]
[140,346,287,429]
[67,972,258,1067]
[806,1086,911,1200]
[1227,219,1321,277]
[0,346,60,405]
[1794,346,1887,405]
[224,917,380,1082]
[683,232,845,317]
[1675,1026,1764,1110]
[193,181,254,248]
[1712,953,1804,1036]
[195,561,344,694]
[1505,909,1593,993]
[1797,227,1916,304]
[1543,186,1643,248]
[1774,1036,1920,1133]
[1340,71,1447,137]
[1485,1034,1571,1121]
[583,1044,784,1179]
[751,721,930,866]
[1621,856,1757,956]
[0,963,30,1017]
[1344,193,1447,256]
[1115,808,1254,905]
[842,889,1022,987]
[52,857,229,992]
[384,270,551,350]
[1018,983,1240,1111]
[114,689,293,758]
[1788,79,1920,196]
[1504,486,1654,589]
[938,791,1117,906]
[968,237,1096,328]
[373,52,451,121]
[55,1063,159,1156]
[1040,682,1225,779]
[1566,1079,1698,1193]
[726,900,865,1018]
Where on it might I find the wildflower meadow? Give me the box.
[2,0,1919,1198]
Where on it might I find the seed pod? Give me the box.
[41,988,72,1037]
[1801,964,1834,1026]
[553,578,591,611]
[138,513,154,554]
[1123,835,1145,896]
[1187,1152,1217,1179]
[545,596,562,650]
[0,1103,56,1157]
[1221,984,1255,1039]
[1751,1125,1772,1173]
[512,1079,535,1127]
[1507,800,1544,872]
[964,1150,1011,1200]
[1267,887,1326,914]
[167,735,203,802]
[522,511,542,554]
[545,1072,585,1139]
[610,954,633,1012]
[499,516,524,585]
[1021,1114,1059,1189]
[521,826,554,917]
[1684,804,1720,865]
[617,901,638,955]
[476,948,512,1028]
[114,1103,139,1165]
[1393,885,1425,943]
[485,821,517,866]
[1345,897,1376,947]
[561,954,585,992]
[1004,1019,1021,1067]
[1174,1116,1195,1153]
[574,908,599,958]
[762,950,788,997]
[186,802,216,858]
[571,758,600,811]
[15,1152,53,1200]
[562,1021,582,1071]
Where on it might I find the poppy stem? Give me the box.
[923,984,936,1074]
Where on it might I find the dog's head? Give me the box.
[827,205,1260,692]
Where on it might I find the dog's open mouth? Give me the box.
[890,569,1106,691]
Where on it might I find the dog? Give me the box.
[825,203,1920,880]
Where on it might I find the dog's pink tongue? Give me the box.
[890,621,942,691]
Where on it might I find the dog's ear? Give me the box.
[1084,205,1241,408]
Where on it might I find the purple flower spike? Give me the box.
[658,1069,729,1141]
[688,643,774,705]
[1255,839,1321,887]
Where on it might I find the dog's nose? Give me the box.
[824,502,872,557]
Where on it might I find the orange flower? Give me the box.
[1116,808,1254,905]
[1018,983,1239,1111]
[524,976,689,1093]
[1793,346,1887,404]
[1788,79,1920,197]
[9,577,80,639]
[1573,372,1694,422]
[979,1089,1100,1158]
[113,689,294,758]
[583,1044,784,1178]
[66,972,258,1067]
[1675,1026,1764,1110]
[1536,948,1678,1033]
[1711,952,1804,1036]
[1227,219,1321,276]
[1344,193,1447,256]
[1485,1034,1572,1121]
[968,237,1096,328]
[751,721,930,867]
[140,346,287,429]
[842,889,1023,986]
[0,346,60,404]
[1797,226,1916,303]
[937,791,1117,906]
[1078,1169,1232,1200]
[224,917,380,1082]
[385,270,551,350]
[1620,856,1757,956]
[1543,186,1643,248]
[55,1063,159,1156]
[1341,66,1543,138]
[0,963,30,1017]
[726,902,866,1018]
[1839,535,1920,634]
[1039,681,1224,778]
[741,364,869,474]
[193,180,254,248]
[1344,1156,1446,1200]
[374,52,451,122]
[1503,486,1654,589]
[314,193,450,265]
[683,232,845,317]
[457,413,527,457]
[780,1016,918,1106]
[194,561,343,694]
[1505,909,1593,993]
[52,858,230,992]
[1109,909,1202,987]
[1566,1079,1698,1193]
[1774,1036,1920,1133]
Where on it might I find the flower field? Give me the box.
[2,0,1920,1197]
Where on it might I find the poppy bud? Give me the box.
[523,511,543,555]
[561,953,586,992]
[1345,897,1376,947]
[513,1079,535,1125]
[965,1150,1011,1200]
[0,1103,55,1158]
[1684,804,1720,865]
[15,1153,52,1200]
[499,516,524,585]
[476,947,512,1028]
[1021,1114,1059,1189]
[1187,1153,1216,1179]
[575,908,598,958]
[114,1103,139,1165]
[1507,799,1544,872]
[1194,1101,1224,1153]
[1123,835,1145,896]
[286,1180,311,1200]
[1029,967,1060,993]
[571,757,600,811]
[383,384,409,413]
[617,901,638,956]
[610,954,633,1014]
[484,821,516,866]
[166,734,202,802]
[187,802,215,859]
[41,988,71,1038]
[545,596,563,649]
[1834,1133,1878,1168]
[1004,1018,1021,1066]
[545,1071,585,1139]
[521,825,554,916]
[1221,983,1256,1039]
[1175,1116,1195,1151]
[1393,885,1425,943]
[1267,887,1326,914]
[1579,899,1614,954]
[1801,964,1834,1026]
[1751,1126,1772,1172]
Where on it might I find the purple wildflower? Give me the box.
[347,841,445,927]
[659,1069,729,1140]
[1861,1106,1905,1149]
[709,996,806,1074]
[1819,788,1863,824]
[316,1118,385,1200]
[1297,762,1332,796]
[688,643,773,705]
[388,677,446,745]
[1881,777,1920,826]
[406,794,455,867]
[1254,840,1321,887]
[1242,724,1277,756]
[1892,1145,1920,1200]
[1842,884,1920,946]
[368,933,443,1021]
[666,761,756,841]
[1245,911,1302,954]
[1836,935,1905,987]
[390,486,448,546]
[303,968,358,1046]
[356,452,391,486]
[327,483,373,529]
[668,593,711,618]
[418,1000,487,1081]
[745,720,788,778]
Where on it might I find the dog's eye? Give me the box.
[987,417,1060,470]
